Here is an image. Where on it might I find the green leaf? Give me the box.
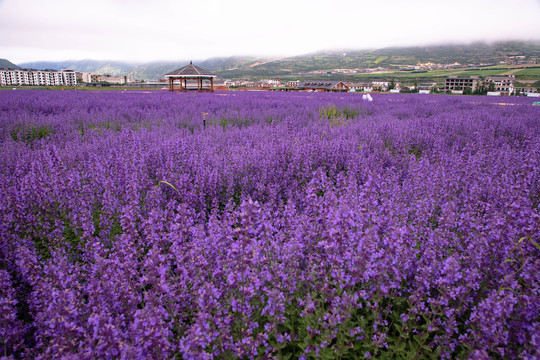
[158,180,181,196]
[394,341,407,352]
[324,346,342,360]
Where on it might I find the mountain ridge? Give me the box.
[0,58,21,70]
[12,41,540,81]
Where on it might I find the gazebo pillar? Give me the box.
[211,77,214,93]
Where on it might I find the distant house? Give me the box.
[360,83,374,92]
[92,74,127,84]
[297,81,349,92]
[270,86,298,92]
[445,76,481,92]
[418,82,436,91]
[516,86,538,95]
[485,75,515,94]
[371,81,390,91]
[287,80,301,87]
[344,82,366,92]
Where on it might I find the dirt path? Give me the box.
[501,68,522,75]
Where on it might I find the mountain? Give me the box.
[16,56,260,81]
[127,56,259,81]
[0,58,21,70]
[217,41,540,78]
[11,41,540,81]
[18,59,141,75]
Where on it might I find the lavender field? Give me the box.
[1,90,539,359]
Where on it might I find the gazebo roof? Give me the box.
[165,61,216,78]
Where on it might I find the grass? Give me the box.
[10,124,54,146]
[338,65,539,86]
[514,67,540,75]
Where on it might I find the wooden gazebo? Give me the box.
[164,61,216,92]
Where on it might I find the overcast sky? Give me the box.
[2,0,540,63]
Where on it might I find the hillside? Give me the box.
[0,58,21,70]
[10,41,540,81]
[18,59,141,75]
[127,56,259,81]
[16,56,261,81]
[218,41,540,78]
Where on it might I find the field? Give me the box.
[1,90,539,359]
[338,66,540,85]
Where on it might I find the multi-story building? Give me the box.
[286,80,301,87]
[78,73,127,84]
[0,69,21,85]
[445,76,481,91]
[61,69,77,86]
[515,86,538,95]
[485,75,515,94]
[0,68,77,86]
[31,70,63,86]
[372,81,390,91]
[96,74,127,84]
[80,72,93,83]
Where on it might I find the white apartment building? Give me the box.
[0,68,77,86]
[61,69,77,86]
[0,70,21,85]
[80,72,93,83]
[485,75,515,94]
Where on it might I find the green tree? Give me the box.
[474,84,486,95]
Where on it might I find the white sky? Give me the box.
[1,0,540,63]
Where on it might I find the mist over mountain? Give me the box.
[16,56,259,81]
[126,56,259,81]
[18,59,140,75]
[219,41,540,78]
[11,41,540,81]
